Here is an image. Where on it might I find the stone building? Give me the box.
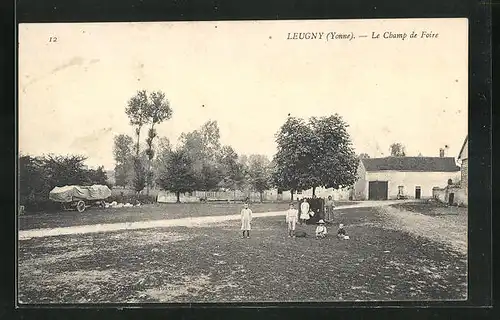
[457,135,468,200]
[352,155,460,200]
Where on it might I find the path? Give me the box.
[19,201,406,240]
[377,205,467,255]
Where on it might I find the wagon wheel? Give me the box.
[76,200,86,213]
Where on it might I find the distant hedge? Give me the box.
[19,154,110,213]
[107,194,157,205]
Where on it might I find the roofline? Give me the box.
[362,156,457,160]
[457,135,468,160]
[365,169,460,173]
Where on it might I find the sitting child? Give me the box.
[337,223,349,240]
[315,219,327,239]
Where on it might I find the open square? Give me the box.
[18,201,467,303]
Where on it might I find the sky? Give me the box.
[18,19,468,170]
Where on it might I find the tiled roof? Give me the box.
[458,135,468,160]
[361,157,460,172]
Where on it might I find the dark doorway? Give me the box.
[448,193,455,206]
[415,186,421,199]
[368,181,388,200]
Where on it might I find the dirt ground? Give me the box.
[18,202,467,304]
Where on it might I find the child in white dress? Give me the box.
[240,203,252,238]
[299,198,310,224]
[285,203,299,237]
[315,219,327,239]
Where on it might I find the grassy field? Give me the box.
[18,202,467,303]
[19,201,357,230]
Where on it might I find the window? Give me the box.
[398,186,404,195]
[277,189,283,195]
[296,190,302,195]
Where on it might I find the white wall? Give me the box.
[157,191,199,203]
[362,170,460,199]
[292,187,351,200]
[353,161,367,200]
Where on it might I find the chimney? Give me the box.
[439,148,445,158]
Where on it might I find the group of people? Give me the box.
[286,202,347,239]
[297,196,336,224]
[240,196,349,240]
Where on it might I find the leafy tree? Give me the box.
[18,154,109,211]
[200,162,223,191]
[85,166,109,186]
[125,90,149,156]
[126,90,149,193]
[218,146,246,191]
[179,121,224,190]
[143,91,173,195]
[125,90,174,195]
[272,116,314,199]
[132,156,147,193]
[19,155,48,204]
[247,154,272,202]
[157,148,198,202]
[358,153,370,159]
[113,134,134,187]
[273,115,358,197]
[308,115,359,194]
[42,154,91,187]
[389,143,406,157]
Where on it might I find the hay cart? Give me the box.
[49,185,112,213]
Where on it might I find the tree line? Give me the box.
[114,119,273,202]
[20,89,410,209]
[18,155,108,210]
[115,91,364,202]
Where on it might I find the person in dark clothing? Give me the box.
[337,223,349,240]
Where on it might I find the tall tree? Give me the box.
[19,155,48,205]
[272,116,314,199]
[85,166,109,186]
[273,115,359,197]
[218,146,246,191]
[132,157,147,193]
[143,91,173,195]
[152,136,172,183]
[113,134,134,187]
[200,162,223,191]
[308,115,359,194]
[247,154,272,202]
[389,143,406,157]
[157,148,198,203]
[179,120,224,191]
[125,90,149,156]
[125,90,149,194]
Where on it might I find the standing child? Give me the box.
[285,203,299,237]
[315,219,327,239]
[300,198,310,224]
[240,203,252,239]
[325,195,335,222]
